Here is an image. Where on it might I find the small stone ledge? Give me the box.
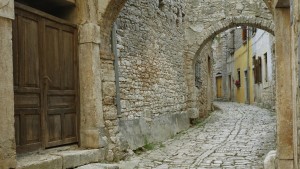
[17,149,105,169]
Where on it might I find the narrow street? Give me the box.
[117,102,276,169]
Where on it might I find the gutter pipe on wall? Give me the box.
[246,27,250,104]
[112,23,121,116]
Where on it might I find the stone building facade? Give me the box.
[2,0,300,168]
[115,0,191,150]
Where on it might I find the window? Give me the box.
[237,68,241,82]
[242,26,247,44]
[253,57,262,84]
[264,53,268,82]
[195,61,201,88]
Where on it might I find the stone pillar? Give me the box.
[274,8,294,168]
[0,0,16,168]
[77,1,104,149]
[185,50,198,119]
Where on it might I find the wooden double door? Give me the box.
[13,4,79,153]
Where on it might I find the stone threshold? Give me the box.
[17,146,106,169]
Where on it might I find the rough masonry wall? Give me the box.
[115,0,190,150]
[194,41,213,118]
[185,0,272,46]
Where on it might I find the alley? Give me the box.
[119,102,276,169]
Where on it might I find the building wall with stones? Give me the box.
[194,42,214,118]
[115,0,192,150]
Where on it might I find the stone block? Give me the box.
[80,129,101,149]
[0,0,14,19]
[104,106,118,120]
[119,113,189,150]
[53,149,102,169]
[79,23,101,44]
[17,155,62,169]
[103,82,116,97]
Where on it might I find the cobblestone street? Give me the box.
[119,102,276,169]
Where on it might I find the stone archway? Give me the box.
[184,16,274,121]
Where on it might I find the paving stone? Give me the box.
[84,102,276,169]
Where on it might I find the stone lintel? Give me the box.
[0,0,14,19]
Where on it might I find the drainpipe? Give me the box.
[112,23,121,116]
[246,27,250,104]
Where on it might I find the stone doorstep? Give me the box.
[17,149,105,169]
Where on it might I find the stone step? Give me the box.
[76,163,119,169]
[17,149,105,169]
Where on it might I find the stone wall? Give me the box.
[194,41,213,118]
[115,0,190,150]
[185,0,273,50]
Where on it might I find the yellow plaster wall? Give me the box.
[233,39,254,104]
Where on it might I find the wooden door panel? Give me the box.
[45,25,61,90]
[48,96,75,108]
[24,113,41,144]
[15,94,40,108]
[61,30,75,90]
[14,8,42,153]
[48,114,62,142]
[18,16,40,88]
[15,108,41,152]
[44,20,78,147]
[64,113,77,139]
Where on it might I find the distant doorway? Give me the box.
[216,76,223,98]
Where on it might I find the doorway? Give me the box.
[13,4,79,153]
[216,76,223,98]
